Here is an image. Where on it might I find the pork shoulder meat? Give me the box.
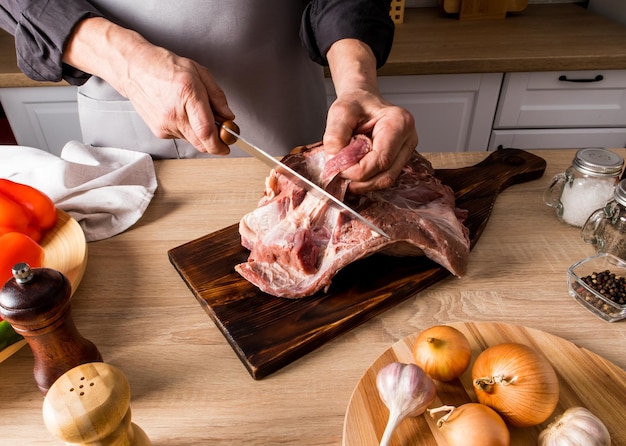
[235,136,470,299]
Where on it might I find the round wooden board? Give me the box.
[0,209,87,363]
[342,321,626,445]
[40,209,88,292]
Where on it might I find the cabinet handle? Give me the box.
[558,74,604,83]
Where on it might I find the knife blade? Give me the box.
[217,121,390,239]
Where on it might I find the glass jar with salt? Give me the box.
[582,179,626,259]
[544,148,624,227]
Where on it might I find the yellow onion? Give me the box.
[428,403,510,446]
[472,343,559,427]
[539,407,611,446]
[412,325,472,382]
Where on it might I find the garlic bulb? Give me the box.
[376,362,437,446]
[538,407,610,446]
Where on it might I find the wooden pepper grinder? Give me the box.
[43,362,151,445]
[0,263,102,394]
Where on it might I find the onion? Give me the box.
[428,403,510,446]
[412,325,471,381]
[472,343,559,427]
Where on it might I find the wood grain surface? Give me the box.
[4,150,626,445]
[42,209,88,292]
[459,0,509,20]
[342,321,626,445]
[380,4,626,76]
[441,0,528,14]
[169,149,546,379]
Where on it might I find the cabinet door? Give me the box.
[0,86,82,156]
[495,71,626,128]
[488,128,626,151]
[326,73,502,152]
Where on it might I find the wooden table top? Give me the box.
[2,4,626,87]
[1,148,624,445]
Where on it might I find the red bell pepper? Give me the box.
[0,232,45,285]
[0,180,54,356]
[0,179,57,243]
[0,193,40,240]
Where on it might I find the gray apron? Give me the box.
[77,0,328,158]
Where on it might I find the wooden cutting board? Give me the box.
[168,149,546,379]
[343,321,626,445]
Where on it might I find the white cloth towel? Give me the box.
[0,142,157,242]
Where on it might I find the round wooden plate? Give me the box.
[0,209,87,363]
[40,209,88,291]
[342,321,626,445]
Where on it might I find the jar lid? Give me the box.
[615,180,626,207]
[573,148,624,176]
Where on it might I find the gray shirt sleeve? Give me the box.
[300,0,394,68]
[0,0,103,85]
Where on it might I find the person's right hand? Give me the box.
[64,17,235,155]
[120,44,235,155]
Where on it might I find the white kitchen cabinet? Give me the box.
[0,86,82,156]
[490,128,626,150]
[9,70,623,156]
[326,73,503,152]
[489,70,626,150]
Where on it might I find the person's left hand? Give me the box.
[323,87,418,194]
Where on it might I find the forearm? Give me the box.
[63,17,149,97]
[326,38,380,96]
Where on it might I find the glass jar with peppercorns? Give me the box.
[582,179,626,260]
[568,253,626,322]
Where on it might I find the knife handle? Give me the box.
[217,120,240,146]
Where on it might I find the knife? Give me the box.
[217,121,390,239]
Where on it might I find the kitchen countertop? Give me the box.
[380,2,626,75]
[1,149,625,444]
[2,3,626,88]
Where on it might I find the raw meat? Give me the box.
[235,136,470,298]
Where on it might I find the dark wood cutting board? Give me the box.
[168,148,546,379]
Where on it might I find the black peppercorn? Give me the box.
[580,269,626,308]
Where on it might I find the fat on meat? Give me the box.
[235,135,470,299]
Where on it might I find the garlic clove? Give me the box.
[538,407,611,446]
[376,362,437,446]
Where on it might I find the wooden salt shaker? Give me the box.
[43,362,151,445]
[0,263,102,394]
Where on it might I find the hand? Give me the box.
[324,39,418,194]
[324,89,417,193]
[63,17,235,155]
[121,44,235,155]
